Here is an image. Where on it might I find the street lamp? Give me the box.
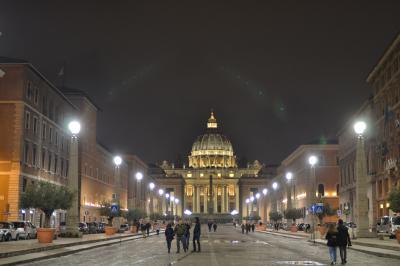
[262,188,268,195]
[158,189,164,196]
[245,198,250,217]
[308,155,318,243]
[285,172,293,181]
[135,172,143,181]
[113,156,122,167]
[65,120,81,237]
[250,196,255,202]
[149,182,155,190]
[272,182,278,190]
[174,198,179,204]
[286,172,293,210]
[255,193,260,199]
[353,121,370,237]
[165,193,170,199]
[308,155,318,167]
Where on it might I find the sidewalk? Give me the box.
[257,228,400,259]
[0,231,162,266]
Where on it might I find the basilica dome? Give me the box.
[188,112,237,168]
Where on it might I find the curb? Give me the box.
[0,232,162,266]
[256,230,306,239]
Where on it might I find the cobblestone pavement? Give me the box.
[22,225,400,266]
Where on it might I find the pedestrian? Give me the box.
[245,223,250,234]
[337,219,351,264]
[140,222,147,238]
[174,219,187,253]
[241,223,245,234]
[165,223,174,254]
[326,223,339,265]
[208,221,212,232]
[184,220,191,251]
[156,222,160,235]
[192,217,201,252]
[146,221,151,236]
[251,223,255,232]
[213,222,217,232]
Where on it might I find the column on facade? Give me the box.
[214,185,218,213]
[235,184,239,211]
[183,185,187,212]
[150,191,154,214]
[162,196,166,214]
[225,185,229,212]
[192,185,196,213]
[196,185,201,213]
[203,186,208,214]
[221,185,225,213]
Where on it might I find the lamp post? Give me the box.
[65,121,81,237]
[148,182,155,215]
[285,172,293,210]
[308,155,318,243]
[262,188,268,223]
[354,121,371,237]
[158,189,164,213]
[255,193,261,218]
[135,172,143,210]
[245,198,250,217]
[250,196,255,216]
[112,155,122,229]
[165,193,170,216]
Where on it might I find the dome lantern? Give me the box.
[207,111,218,129]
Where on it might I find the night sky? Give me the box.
[1,1,400,165]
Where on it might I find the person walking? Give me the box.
[174,219,187,253]
[146,221,151,236]
[245,223,250,234]
[337,219,351,264]
[213,222,217,232]
[241,223,245,234]
[207,221,212,232]
[184,221,191,251]
[165,223,174,254]
[326,223,339,265]
[155,222,160,235]
[140,222,147,238]
[251,223,255,232]
[192,217,201,252]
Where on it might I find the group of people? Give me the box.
[325,219,352,265]
[207,221,218,232]
[164,217,201,254]
[241,222,255,234]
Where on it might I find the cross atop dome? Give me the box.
[207,110,218,129]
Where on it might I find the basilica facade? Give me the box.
[151,112,273,220]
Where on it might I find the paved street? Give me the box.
[21,225,400,266]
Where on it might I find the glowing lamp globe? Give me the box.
[354,121,367,135]
[158,189,164,196]
[245,198,250,204]
[113,156,122,166]
[308,155,318,167]
[135,172,143,181]
[262,188,268,195]
[286,172,293,181]
[165,193,170,199]
[149,182,155,190]
[170,196,175,201]
[250,196,255,202]
[68,121,81,135]
[174,198,179,204]
[255,193,260,199]
[272,182,278,190]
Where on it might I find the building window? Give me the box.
[49,126,53,143]
[60,159,64,177]
[41,148,46,169]
[25,111,30,130]
[42,122,46,140]
[24,141,30,163]
[65,160,69,177]
[26,82,33,100]
[32,144,37,166]
[48,153,52,171]
[33,116,38,135]
[34,87,39,104]
[318,184,325,197]
[54,155,58,174]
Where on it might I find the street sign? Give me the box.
[310,204,324,214]
[111,203,119,216]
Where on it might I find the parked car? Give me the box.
[87,222,99,234]
[0,222,17,241]
[11,221,37,240]
[377,216,391,233]
[120,224,129,231]
[390,216,400,239]
[79,222,89,234]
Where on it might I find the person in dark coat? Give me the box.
[337,219,352,264]
[325,223,339,265]
[245,223,250,234]
[146,222,151,236]
[213,222,217,232]
[184,221,191,251]
[241,223,245,234]
[165,223,174,254]
[251,223,255,232]
[192,217,201,252]
[207,221,212,232]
